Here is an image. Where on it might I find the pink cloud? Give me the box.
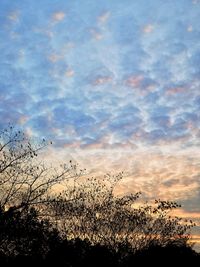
[93,76,112,86]
[142,24,154,33]
[65,68,74,77]
[126,75,144,88]
[166,86,186,95]
[52,11,66,22]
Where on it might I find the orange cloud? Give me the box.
[146,84,157,92]
[18,115,29,125]
[126,75,143,88]
[63,142,81,149]
[82,142,103,150]
[166,87,185,95]
[82,141,137,150]
[48,54,63,63]
[93,76,112,86]
[41,146,200,208]
[52,11,66,22]
[171,209,200,220]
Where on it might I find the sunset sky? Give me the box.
[0,0,200,249]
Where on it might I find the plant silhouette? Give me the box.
[47,176,194,251]
[0,126,199,266]
[0,125,80,211]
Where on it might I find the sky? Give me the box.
[0,0,200,250]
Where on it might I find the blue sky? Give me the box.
[0,0,200,248]
[0,0,199,148]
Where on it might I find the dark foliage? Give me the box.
[0,206,199,267]
[0,207,60,265]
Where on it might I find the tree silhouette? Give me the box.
[46,174,195,252]
[0,125,80,212]
[0,125,199,266]
[0,206,60,264]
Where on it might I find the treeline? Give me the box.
[0,126,199,266]
[0,206,199,266]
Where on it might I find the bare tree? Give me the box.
[0,125,79,211]
[47,174,195,252]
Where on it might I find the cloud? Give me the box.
[187,25,193,32]
[90,28,103,40]
[48,54,63,63]
[65,68,74,77]
[126,75,144,88]
[52,11,66,22]
[52,106,96,131]
[192,0,200,5]
[142,24,154,33]
[18,115,29,125]
[7,10,20,21]
[165,86,186,95]
[150,115,171,128]
[92,76,112,86]
[97,11,110,24]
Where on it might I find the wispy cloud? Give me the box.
[7,10,20,21]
